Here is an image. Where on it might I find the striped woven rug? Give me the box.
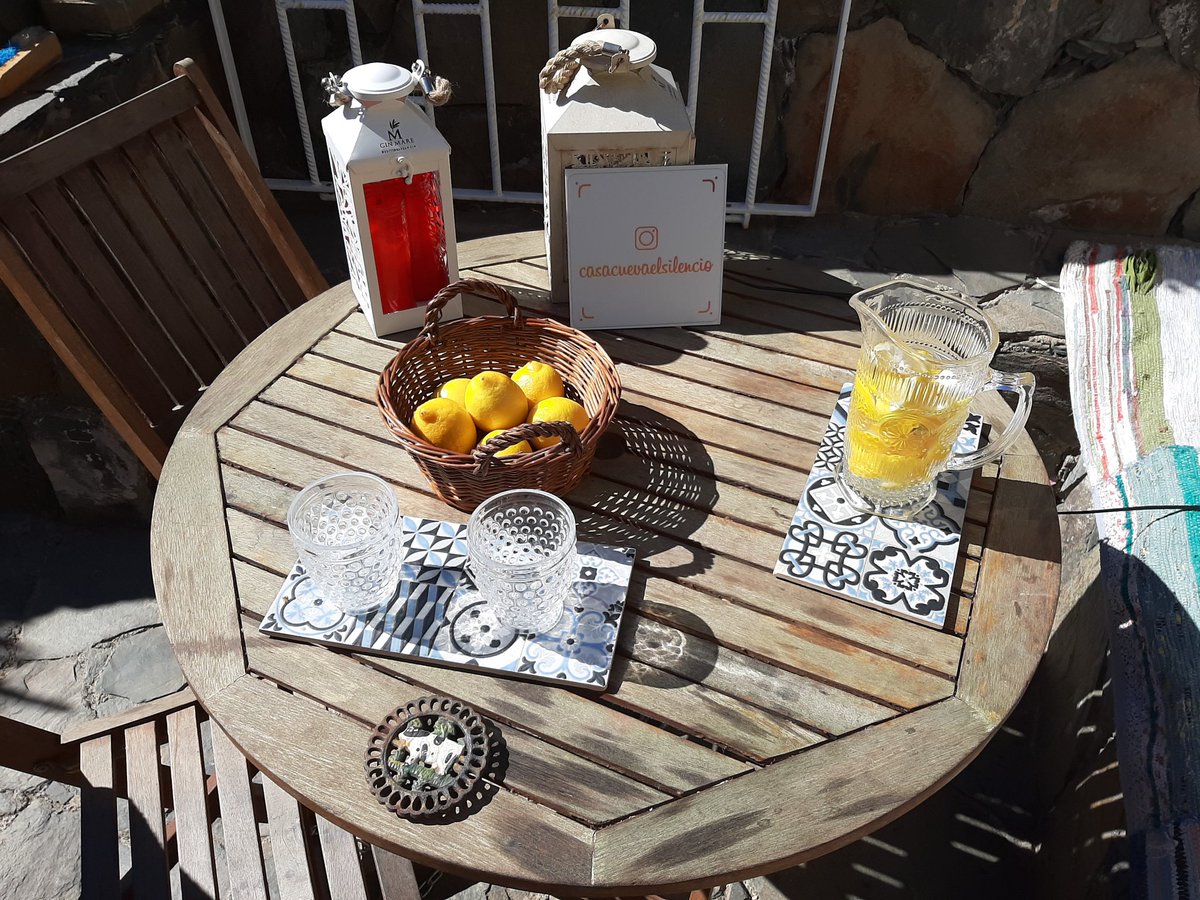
[1062,242,1200,900]
[1062,243,1200,482]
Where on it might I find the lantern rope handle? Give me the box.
[539,40,621,94]
[411,59,452,107]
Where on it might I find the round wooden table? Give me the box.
[151,231,1060,896]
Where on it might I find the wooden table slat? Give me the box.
[304,345,825,478]
[457,260,861,389]
[329,319,837,449]
[240,617,675,824]
[206,674,597,890]
[957,452,1061,723]
[230,557,747,794]
[219,443,959,709]
[150,234,1060,894]
[151,431,246,695]
[590,698,989,893]
[372,845,422,900]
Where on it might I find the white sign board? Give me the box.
[565,164,727,329]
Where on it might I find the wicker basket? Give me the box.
[377,278,622,511]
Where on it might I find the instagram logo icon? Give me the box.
[633,225,659,252]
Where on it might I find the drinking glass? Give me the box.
[465,490,577,633]
[287,472,402,614]
[836,278,1036,520]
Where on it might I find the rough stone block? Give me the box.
[965,49,1200,234]
[97,625,185,706]
[0,792,81,899]
[867,216,1043,297]
[1156,0,1200,70]
[886,0,1158,95]
[39,0,161,37]
[26,404,153,517]
[776,18,995,216]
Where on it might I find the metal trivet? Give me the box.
[365,696,489,818]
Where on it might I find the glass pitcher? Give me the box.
[835,278,1036,520]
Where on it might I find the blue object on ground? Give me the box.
[0,46,17,67]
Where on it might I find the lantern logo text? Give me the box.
[633,226,659,252]
[378,119,416,151]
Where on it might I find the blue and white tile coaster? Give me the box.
[259,516,635,690]
[773,383,983,629]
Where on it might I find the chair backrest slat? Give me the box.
[146,118,293,328]
[0,60,328,474]
[0,76,199,196]
[28,180,200,406]
[61,162,226,383]
[89,147,248,367]
[174,110,309,314]
[0,197,178,423]
[121,131,267,343]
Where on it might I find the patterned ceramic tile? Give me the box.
[773,384,982,628]
[260,516,635,690]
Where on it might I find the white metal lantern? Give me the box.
[540,17,696,303]
[322,62,461,337]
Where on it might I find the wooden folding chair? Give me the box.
[0,58,328,478]
[5,690,426,899]
[0,60,464,899]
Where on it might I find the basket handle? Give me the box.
[471,421,582,475]
[422,278,524,345]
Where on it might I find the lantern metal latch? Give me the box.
[591,13,629,73]
[323,72,352,107]
[596,43,630,74]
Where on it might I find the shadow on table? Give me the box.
[752,556,1129,900]
[611,595,720,690]
[572,403,719,581]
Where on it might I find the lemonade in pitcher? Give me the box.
[836,279,1036,519]
[844,343,974,499]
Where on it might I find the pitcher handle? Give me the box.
[946,369,1036,471]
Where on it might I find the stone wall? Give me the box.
[769,2,1200,237]
[232,0,1200,238]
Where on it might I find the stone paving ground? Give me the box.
[0,201,1143,898]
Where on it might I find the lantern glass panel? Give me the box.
[363,171,450,315]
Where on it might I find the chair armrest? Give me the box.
[60,687,198,745]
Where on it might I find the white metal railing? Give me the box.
[209,0,850,222]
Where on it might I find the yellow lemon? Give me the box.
[410,398,476,454]
[511,360,565,406]
[479,429,532,458]
[437,377,471,408]
[464,371,529,432]
[527,396,590,449]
